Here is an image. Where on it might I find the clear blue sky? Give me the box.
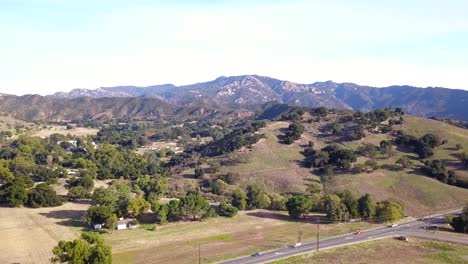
[1,0,467,95]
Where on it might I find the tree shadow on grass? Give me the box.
[40,209,86,220]
[381,164,401,171]
[39,209,88,229]
[245,211,333,224]
[56,219,88,229]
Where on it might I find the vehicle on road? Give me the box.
[396,235,408,241]
[293,243,302,248]
[252,252,263,257]
[355,231,362,235]
[389,224,399,227]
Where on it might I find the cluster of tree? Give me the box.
[27,183,63,208]
[86,181,161,230]
[51,232,112,264]
[0,133,168,207]
[150,125,191,142]
[95,122,148,149]
[283,123,305,144]
[280,109,305,121]
[227,186,287,212]
[150,120,235,143]
[349,126,366,141]
[353,159,380,173]
[197,121,266,157]
[422,160,467,188]
[151,193,213,223]
[449,205,468,233]
[285,190,405,223]
[395,132,443,159]
[354,108,403,128]
[0,157,63,207]
[306,144,357,170]
[183,120,233,141]
[324,109,402,142]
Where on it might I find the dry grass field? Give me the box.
[221,121,319,194]
[0,202,89,264]
[108,210,376,264]
[272,238,468,264]
[31,125,99,138]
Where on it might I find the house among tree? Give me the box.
[117,218,138,230]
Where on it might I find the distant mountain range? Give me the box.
[47,75,468,120]
[1,75,467,121]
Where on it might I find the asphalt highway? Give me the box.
[220,212,467,264]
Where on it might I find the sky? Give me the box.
[0,0,468,95]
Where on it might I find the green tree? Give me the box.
[306,182,323,195]
[358,143,377,158]
[449,204,468,233]
[376,199,405,223]
[180,194,210,221]
[231,189,247,210]
[324,194,348,222]
[358,193,376,219]
[86,206,113,226]
[51,232,112,264]
[68,186,88,201]
[212,179,228,195]
[105,214,118,232]
[339,190,360,218]
[135,175,167,201]
[68,175,94,191]
[0,181,29,207]
[167,200,182,222]
[396,156,413,169]
[27,183,63,208]
[350,126,365,140]
[286,194,311,219]
[420,133,440,148]
[246,185,271,209]
[423,160,447,182]
[152,203,168,224]
[218,202,238,217]
[127,197,150,218]
[92,187,118,208]
[268,192,287,211]
[0,165,14,184]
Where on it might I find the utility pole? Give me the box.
[198,243,201,264]
[316,217,320,252]
[297,224,303,244]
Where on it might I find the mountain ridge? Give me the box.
[45,75,468,120]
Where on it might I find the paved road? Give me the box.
[220,212,467,264]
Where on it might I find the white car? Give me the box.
[389,224,399,227]
[293,243,302,248]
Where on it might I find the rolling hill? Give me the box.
[0,94,254,121]
[214,112,468,216]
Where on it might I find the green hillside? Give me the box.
[218,114,468,216]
